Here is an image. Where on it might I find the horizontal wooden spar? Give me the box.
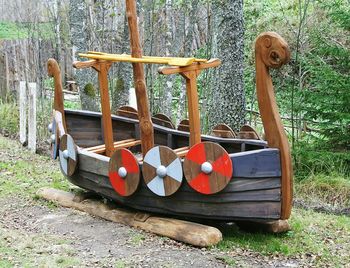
[174,146,190,158]
[158,58,221,75]
[78,52,208,67]
[86,139,141,155]
[73,60,97,69]
[85,139,136,152]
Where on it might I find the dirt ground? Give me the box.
[0,197,304,268]
[0,135,348,267]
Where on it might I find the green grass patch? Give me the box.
[0,101,19,136]
[0,135,70,199]
[295,173,350,207]
[293,142,350,180]
[218,208,350,266]
[64,100,81,110]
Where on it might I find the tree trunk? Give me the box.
[161,0,174,118]
[112,2,132,111]
[69,0,99,111]
[208,0,245,131]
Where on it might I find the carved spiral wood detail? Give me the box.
[255,32,290,69]
[255,32,293,220]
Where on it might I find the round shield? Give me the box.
[142,146,183,196]
[183,142,233,195]
[49,116,59,160]
[59,134,78,176]
[109,148,140,197]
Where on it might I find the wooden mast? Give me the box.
[125,0,154,155]
[255,32,293,220]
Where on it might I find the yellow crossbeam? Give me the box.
[78,52,207,67]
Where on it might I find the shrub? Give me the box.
[0,101,19,136]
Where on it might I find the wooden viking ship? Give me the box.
[47,1,293,223]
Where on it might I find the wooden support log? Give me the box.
[37,188,222,247]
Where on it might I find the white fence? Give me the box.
[19,81,37,153]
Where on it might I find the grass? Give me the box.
[0,134,349,267]
[218,208,350,266]
[128,231,146,246]
[295,173,350,207]
[0,135,70,199]
[0,226,80,267]
[0,101,19,136]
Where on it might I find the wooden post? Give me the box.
[93,61,114,157]
[125,0,154,155]
[158,59,221,147]
[19,81,27,145]
[28,83,37,153]
[181,71,201,146]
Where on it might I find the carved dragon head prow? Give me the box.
[47,58,60,78]
[255,31,290,69]
[47,58,66,130]
[254,32,293,220]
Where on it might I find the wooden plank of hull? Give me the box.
[232,149,281,178]
[70,171,281,220]
[78,147,281,178]
[71,148,282,220]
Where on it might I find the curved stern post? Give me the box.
[255,32,293,220]
[47,58,67,133]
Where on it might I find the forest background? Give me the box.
[0,0,349,209]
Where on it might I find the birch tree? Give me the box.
[208,0,245,131]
